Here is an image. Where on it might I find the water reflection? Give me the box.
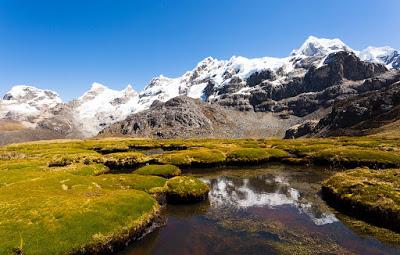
[204,174,338,225]
[121,165,400,255]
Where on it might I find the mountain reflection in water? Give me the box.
[204,174,338,225]
[121,165,400,255]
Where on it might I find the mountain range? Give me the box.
[1,36,399,144]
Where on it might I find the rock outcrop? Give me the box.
[314,78,400,136]
[284,120,319,139]
[99,96,302,138]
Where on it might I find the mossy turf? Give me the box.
[1,136,400,253]
[0,141,167,254]
[226,148,289,164]
[156,148,226,166]
[134,164,181,178]
[322,168,400,232]
[0,168,164,254]
[166,176,210,203]
[103,151,150,169]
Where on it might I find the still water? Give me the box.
[121,164,400,255]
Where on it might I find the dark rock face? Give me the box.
[209,51,389,118]
[211,93,253,111]
[284,120,319,139]
[315,79,400,136]
[101,97,215,138]
[246,70,275,87]
[322,51,387,81]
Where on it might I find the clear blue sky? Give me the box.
[0,0,399,101]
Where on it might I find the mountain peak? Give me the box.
[196,56,218,67]
[358,46,398,67]
[123,84,134,92]
[292,36,351,57]
[0,85,62,124]
[3,85,61,102]
[122,84,139,97]
[89,82,109,92]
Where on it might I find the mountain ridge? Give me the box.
[1,36,399,142]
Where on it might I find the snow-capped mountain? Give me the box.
[72,82,139,136]
[359,46,400,69]
[0,85,62,127]
[1,36,399,139]
[291,36,353,57]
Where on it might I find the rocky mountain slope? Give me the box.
[313,76,400,137]
[1,36,399,142]
[284,72,400,138]
[99,96,306,138]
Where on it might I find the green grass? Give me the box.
[103,151,150,168]
[166,176,209,202]
[63,163,111,176]
[1,136,400,253]
[269,137,400,168]
[157,148,226,166]
[0,171,161,254]
[226,148,288,163]
[134,164,181,178]
[323,168,400,209]
[312,147,400,167]
[0,141,169,254]
[322,168,400,232]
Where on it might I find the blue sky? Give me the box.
[0,0,399,101]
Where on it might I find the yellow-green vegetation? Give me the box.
[134,164,181,178]
[226,148,288,163]
[0,141,167,254]
[312,147,400,168]
[270,137,400,168]
[157,148,226,166]
[103,151,150,169]
[322,168,400,232]
[166,176,210,203]
[0,167,164,254]
[1,135,400,253]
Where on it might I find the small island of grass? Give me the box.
[166,176,210,203]
[322,167,400,232]
[134,164,181,178]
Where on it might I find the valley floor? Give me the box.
[0,135,400,254]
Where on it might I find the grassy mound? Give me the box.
[271,138,400,168]
[157,148,226,166]
[0,141,168,254]
[104,151,150,169]
[63,163,110,176]
[312,147,400,168]
[226,148,288,164]
[322,168,400,232]
[134,164,181,178]
[166,176,209,203]
[0,174,162,254]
